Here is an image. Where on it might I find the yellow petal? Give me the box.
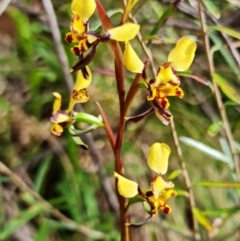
[51,123,64,136]
[158,189,177,201]
[67,88,89,112]
[123,41,144,73]
[87,34,98,44]
[148,143,171,174]
[155,63,180,86]
[108,23,140,41]
[52,92,62,114]
[114,172,138,198]
[71,0,96,22]
[70,16,86,34]
[151,175,174,199]
[75,67,92,90]
[65,32,81,43]
[159,85,184,98]
[168,37,197,71]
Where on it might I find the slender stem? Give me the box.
[95,1,132,240]
[41,0,73,92]
[170,119,199,241]
[198,0,240,180]
[124,73,142,116]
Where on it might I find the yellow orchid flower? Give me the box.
[66,0,140,57]
[71,0,96,23]
[114,143,177,220]
[148,37,197,109]
[123,37,196,111]
[65,0,98,56]
[50,68,91,136]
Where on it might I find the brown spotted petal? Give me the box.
[67,88,89,113]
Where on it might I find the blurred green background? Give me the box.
[0,0,240,240]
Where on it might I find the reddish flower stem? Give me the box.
[95,1,132,240]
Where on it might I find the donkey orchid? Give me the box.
[115,143,177,220]
[50,67,91,136]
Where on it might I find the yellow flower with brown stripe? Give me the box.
[50,67,91,136]
[115,143,177,222]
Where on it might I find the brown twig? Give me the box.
[96,102,116,151]
[0,161,106,239]
[170,119,200,241]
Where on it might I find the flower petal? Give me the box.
[148,143,171,174]
[108,23,140,41]
[52,92,62,114]
[168,37,197,71]
[51,110,70,123]
[159,203,172,214]
[114,172,138,198]
[159,189,177,201]
[71,0,96,23]
[123,41,144,73]
[51,123,64,136]
[67,88,89,112]
[156,95,170,109]
[159,85,184,98]
[155,62,180,85]
[70,15,86,34]
[151,175,174,199]
[65,32,81,43]
[75,67,92,90]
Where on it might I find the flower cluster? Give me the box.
[66,0,140,73]
[50,0,141,136]
[115,143,177,220]
[124,37,197,120]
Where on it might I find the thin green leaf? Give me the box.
[167,169,182,180]
[203,0,220,19]
[72,136,88,150]
[209,25,240,39]
[196,181,240,188]
[210,32,240,79]
[203,207,240,216]
[174,189,189,197]
[178,71,209,86]
[207,121,223,137]
[212,72,240,104]
[147,0,181,46]
[0,204,44,239]
[179,136,232,165]
[91,9,123,31]
[34,156,52,193]
[192,208,214,232]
